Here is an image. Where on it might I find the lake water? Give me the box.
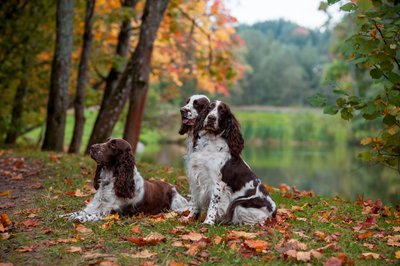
[139,143,400,205]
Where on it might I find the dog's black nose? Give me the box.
[207,115,216,122]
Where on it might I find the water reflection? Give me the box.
[139,143,399,205]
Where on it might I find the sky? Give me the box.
[225,0,343,29]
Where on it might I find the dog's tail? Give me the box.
[170,187,189,213]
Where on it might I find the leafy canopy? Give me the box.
[310,0,400,172]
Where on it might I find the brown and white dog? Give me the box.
[64,138,188,222]
[186,100,277,225]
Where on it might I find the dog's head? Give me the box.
[90,138,135,198]
[179,94,210,135]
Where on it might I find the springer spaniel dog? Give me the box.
[185,100,277,225]
[179,94,210,155]
[63,138,188,222]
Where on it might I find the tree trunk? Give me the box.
[68,0,96,153]
[5,75,28,145]
[42,0,74,151]
[123,88,148,152]
[86,0,170,153]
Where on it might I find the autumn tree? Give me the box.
[0,1,54,145]
[86,0,170,152]
[42,0,74,151]
[69,0,96,153]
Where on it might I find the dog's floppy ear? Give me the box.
[113,148,135,198]
[222,113,244,158]
[94,165,103,190]
[179,124,191,135]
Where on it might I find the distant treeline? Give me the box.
[229,19,332,106]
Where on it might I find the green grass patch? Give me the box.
[1,151,399,265]
[236,111,350,146]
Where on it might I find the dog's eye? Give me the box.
[193,100,198,106]
[110,139,116,149]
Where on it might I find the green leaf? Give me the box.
[388,72,400,84]
[370,68,383,79]
[333,89,349,96]
[340,107,353,120]
[323,105,339,115]
[358,151,372,161]
[307,93,327,107]
[363,102,376,115]
[336,97,347,107]
[363,112,379,120]
[328,0,341,5]
[383,114,397,126]
[340,2,358,11]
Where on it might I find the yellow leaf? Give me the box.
[101,220,114,230]
[74,224,93,234]
[360,137,372,145]
[67,246,82,253]
[395,250,400,259]
[0,190,12,197]
[361,252,380,259]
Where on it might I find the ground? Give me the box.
[0,149,399,266]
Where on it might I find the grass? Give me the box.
[235,111,350,146]
[1,150,399,265]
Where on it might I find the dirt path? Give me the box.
[0,150,44,212]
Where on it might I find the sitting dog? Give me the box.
[64,138,188,222]
[186,100,277,225]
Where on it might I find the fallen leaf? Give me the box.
[363,243,375,249]
[169,260,185,266]
[123,250,156,259]
[20,219,39,228]
[0,190,12,197]
[99,261,117,266]
[67,246,82,253]
[124,232,166,246]
[105,213,120,220]
[324,257,342,266]
[296,251,311,262]
[357,231,373,240]
[393,226,400,232]
[1,232,11,240]
[172,240,183,247]
[226,230,258,240]
[181,232,207,242]
[131,225,141,234]
[244,239,270,252]
[57,238,78,243]
[361,252,380,259]
[214,236,223,245]
[395,250,400,259]
[0,262,14,266]
[313,230,326,240]
[74,224,93,234]
[291,203,309,212]
[101,220,114,230]
[83,252,114,259]
[387,235,400,247]
[15,246,34,253]
[0,213,12,229]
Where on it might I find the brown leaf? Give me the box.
[324,257,343,266]
[360,252,380,259]
[101,220,114,230]
[313,230,326,240]
[393,226,400,232]
[123,250,156,259]
[226,230,258,240]
[74,224,93,234]
[362,243,375,249]
[131,225,141,234]
[169,260,185,266]
[387,235,400,247]
[181,232,207,242]
[56,238,78,243]
[1,232,11,240]
[67,246,82,253]
[214,236,223,245]
[357,231,373,240]
[244,239,270,252]
[186,244,201,256]
[172,240,183,247]
[15,245,34,253]
[291,203,309,212]
[20,219,39,228]
[124,232,166,246]
[0,262,14,266]
[296,251,311,262]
